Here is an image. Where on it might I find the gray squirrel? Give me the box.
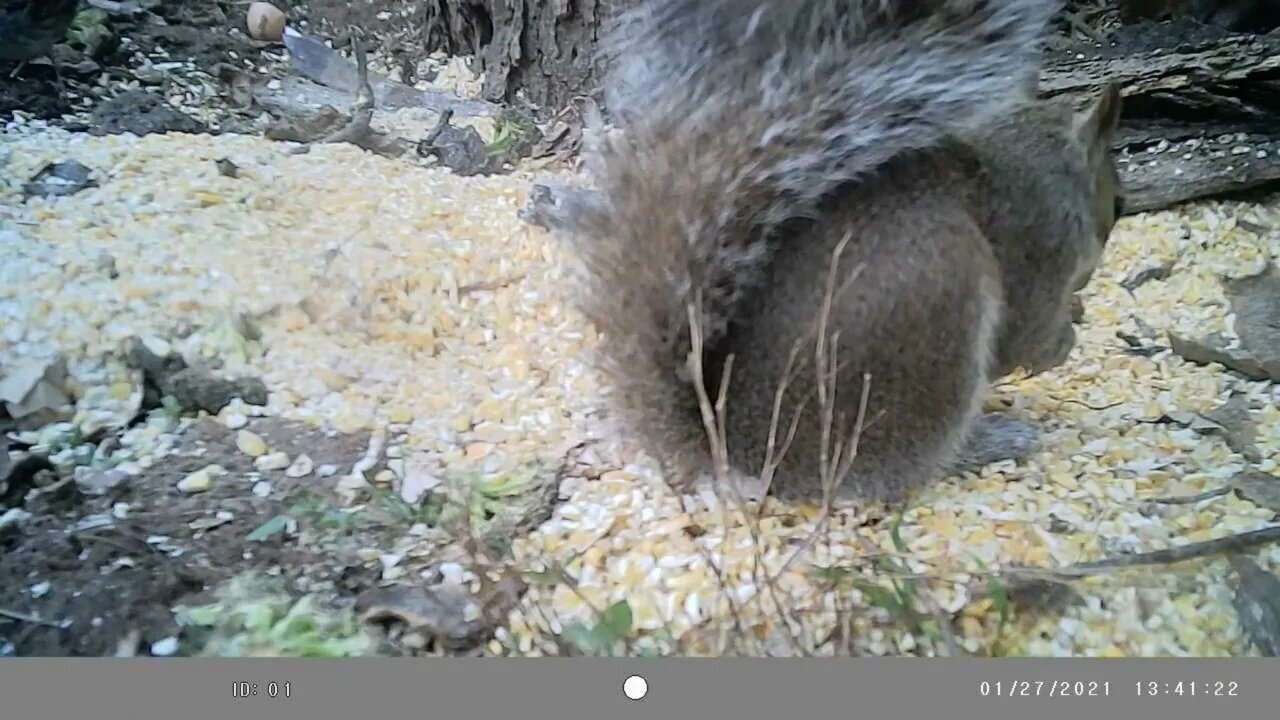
[542,0,1124,505]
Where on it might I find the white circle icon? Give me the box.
[622,674,648,700]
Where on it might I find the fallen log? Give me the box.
[1042,18,1280,214]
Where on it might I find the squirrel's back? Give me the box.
[558,0,1121,502]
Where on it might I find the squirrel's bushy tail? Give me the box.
[562,0,1061,478]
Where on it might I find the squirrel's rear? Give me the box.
[559,0,1122,503]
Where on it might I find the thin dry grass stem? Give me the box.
[703,542,758,655]
[682,293,761,654]
[756,340,808,514]
[685,295,734,482]
[685,292,812,655]
[928,597,963,657]
[838,605,855,656]
[681,230,887,655]
[757,234,869,509]
[813,232,864,501]
[771,235,872,585]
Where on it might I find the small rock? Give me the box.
[29,581,50,599]
[0,508,32,537]
[465,442,493,461]
[254,451,291,472]
[1168,332,1280,383]
[236,430,268,457]
[332,412,368,435]
[1233,469,1280,514]
[400,468,441,504]
[22,161,97,199]
[126,337,185,380]
[163,366,268,414]
[1229,555,1280,657]
[96,253,118,279]
[71,514,116,533]
[223,413,249,430]
[215,158,239,178]
[252,481,272,498]
[177,468,215,494]
[438,562,466,586]
[285,454,314,478]
[73,466,130,496]
[139,335,172,359]
[600,469,636,483]
[111,502,130,520]
[0,356,73,428]
[150,637,180,657]
[387,458,406,479]
[247,2,287,42]
[317,463,338,478]
[355,584,501,652]
[337,474,368,492]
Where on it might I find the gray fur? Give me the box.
[555,0,1122,504]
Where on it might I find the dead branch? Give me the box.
[1011,525,1280,578]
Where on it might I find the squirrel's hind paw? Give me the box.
[949,414,1043,473]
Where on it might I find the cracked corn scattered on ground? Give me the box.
[2,122,1279,657]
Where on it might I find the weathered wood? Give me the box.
[1040,20,1280,214]
[429,0,639,113]
[1041,27,1280,98]
[1117,118,1277,147]
[1117,128,1280,213]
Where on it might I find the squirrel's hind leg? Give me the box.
[717,204,1004,508]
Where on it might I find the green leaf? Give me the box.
[890,515,908,553]
[237,602,277,633]
[271,597,321,642]
[854,581,904,615]
[317,510,351,529]
[288,491,327,515]
[893,573,918,607]
[247,515,290,542]
[872,556,900,574]
[987,576,1010,625]
[813,565,855,583]
[599,600,633,639]
[478,473,529,498]
[561,622,602,654]
[374,490,416,522]
[174,603,221,627]
[523,567,565,586]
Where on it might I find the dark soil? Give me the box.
[0,0,273,129]
[0,67,76,121]
[0,0,422,131]
[87,89,209,136]
[0,416,388,657]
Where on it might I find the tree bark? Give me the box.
[428,0,640,113]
